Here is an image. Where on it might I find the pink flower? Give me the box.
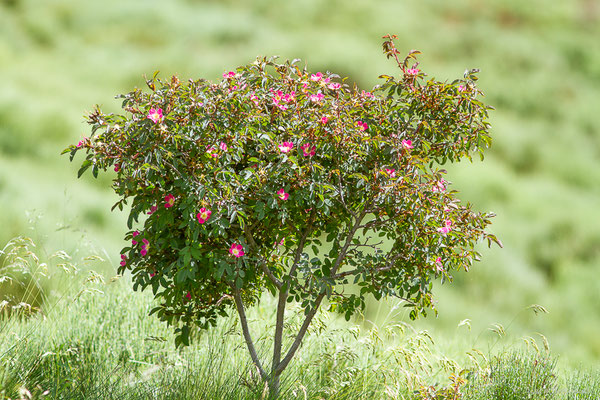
[140,238,149,256]
[283,91,296,103]
[206,146,219,157]
[119,254,127,267]
[185,291,192,300]
[223,71,236,79]
[310,93,324,103]
[114,164,120,172]
[273,90,284,104]
[278,238,285,246]
[76,137,88,148]
[320,116,328,124]
[406,68,419,76]
[147,205,158,215]
[249,93,259,106]
[432,179,446,193]
[132,231,140,245]
[360,90,373,98]
[164,194,175,208]
[323,77,331,84]
[147,108,164,124]
[356,121,368,131]
[277,188,289,201]
[437,220,452,235]
[300,143,316,157]
[229,243,245,258]
[328,82,341,90]
[219,142,228,151]
[278,142,294,153]
[402,139,414,150]
[310,72,323,82]
[197,207,212,224]
[384,168,396,178]
[458,85,466,92]
[435,257,444,273]
[150,271,155,277]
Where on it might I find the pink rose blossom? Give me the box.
[328,82,341,90]
[356,121,368,131]
[147,108,164,124]
[249,93,259,106]
[147,205,158,215]
[310,93,324,103]
[300,143,316,157]
[185,291,192,300]
[223,71,236,79]
[206,146,218,157]
[277,188,289,201]
[229,243,245,258]
[323,77,331,84]
[406,68,419,76]
[114,164,120,172]
[310,72,323,82]
[385,168,396,178]
[132,231,140,245]
[164,194,175,208]
[360,90,373,98]
[141,238,150,256]
[320,116,328,124]
[197,207,212,224]
[437,220,452,235]
[273,90,284,104]
[433,179,447,193]
[435,257,444,273]
[402,139,414,150]
[219,142,227,151]
[283,91,296,103]
[279,142,294,153]
[119,254,127,267]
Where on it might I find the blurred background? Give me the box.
[1,0,598,368]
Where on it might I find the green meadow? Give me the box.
[1,0,600,397]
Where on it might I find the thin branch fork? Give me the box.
[273,206,369,377]
[271,207,317,377]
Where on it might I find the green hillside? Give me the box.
[1,0,599,368]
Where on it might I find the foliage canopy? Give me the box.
[65,35,500,393]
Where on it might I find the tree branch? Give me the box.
[288,208,317,278]
[232,287,268,382]
[243,228,282,290]
[272,208,316,376]
[274,206,369,377]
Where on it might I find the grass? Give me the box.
[1,0,600,378]
[2,238,600,400]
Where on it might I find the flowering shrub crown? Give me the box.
[65,36,499,347]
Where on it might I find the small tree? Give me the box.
[65,35,500,396]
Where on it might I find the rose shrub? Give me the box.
[65,35,500,395]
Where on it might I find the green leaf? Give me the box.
[77,159,92,178]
